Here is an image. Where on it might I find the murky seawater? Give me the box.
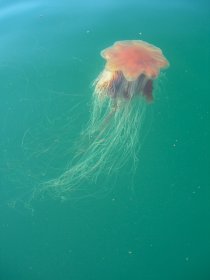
[0,0,209,279]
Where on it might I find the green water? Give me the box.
[0,0,210,279]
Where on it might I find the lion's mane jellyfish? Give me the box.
[44,40,169,198]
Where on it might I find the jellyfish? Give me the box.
[43,40,169,197]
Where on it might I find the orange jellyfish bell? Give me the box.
[95,40,169,102]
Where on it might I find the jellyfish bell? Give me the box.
[95,40,169,102]
[101,40,169,80]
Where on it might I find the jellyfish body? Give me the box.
[43,40,169,198]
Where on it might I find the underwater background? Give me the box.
[0,0,210,279]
